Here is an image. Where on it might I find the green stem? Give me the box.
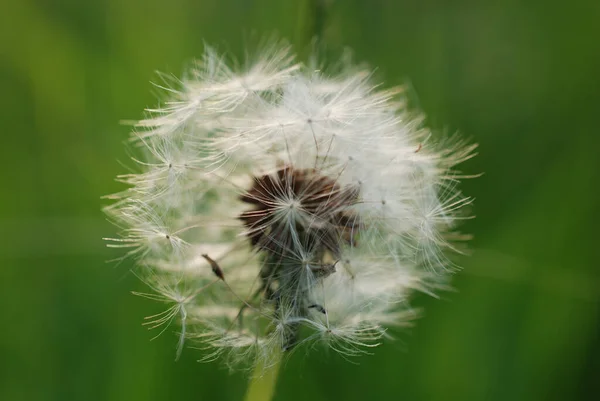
[243,348,283,401]
[294,0,330,61]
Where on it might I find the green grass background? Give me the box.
[1,1,598,400]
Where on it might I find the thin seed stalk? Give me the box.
[243,347,283,401]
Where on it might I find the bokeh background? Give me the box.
[1,1,599,400]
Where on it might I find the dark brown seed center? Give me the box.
[239,166,360,257]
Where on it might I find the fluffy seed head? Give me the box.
[104,42,476,369]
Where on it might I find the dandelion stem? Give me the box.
[295,0,330,60]
[243,348,283,401]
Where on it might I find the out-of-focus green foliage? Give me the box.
[1,1,598,400]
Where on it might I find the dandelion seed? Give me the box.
[104,42,475,370]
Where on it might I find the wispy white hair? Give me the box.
[104,41,476,370]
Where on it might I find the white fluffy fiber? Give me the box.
[104,42,475,369]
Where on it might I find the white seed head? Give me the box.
[104,42,476,370]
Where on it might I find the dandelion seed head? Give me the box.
[104,41,475,369]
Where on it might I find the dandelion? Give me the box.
[104,42,476,373]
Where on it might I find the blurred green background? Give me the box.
[1,1,599,400]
